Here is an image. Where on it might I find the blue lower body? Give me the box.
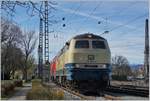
[55,63,111,81]
[71,68,109,81]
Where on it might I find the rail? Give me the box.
[106,85,149,97]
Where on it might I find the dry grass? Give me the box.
[47,88,64,100]
[26,79,64,100]
[31,79,42,89]
[26,85,50,100]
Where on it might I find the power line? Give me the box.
[74,1,102,34]
[53,1,82,38]
[63,1,83,28]
[108,2,138,18]
[68,1,139,35]
[62,1,82,27]
[116,24,144,37]
[69,1,82,19]
[101,14,143,36]
[101,21,144,36]
[58,1,103,35]
[108,13,147,32]
[112,44,144,48]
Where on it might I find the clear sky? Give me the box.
[3,0,149,64]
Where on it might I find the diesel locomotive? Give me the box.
[50,33,111,92]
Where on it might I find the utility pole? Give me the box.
[38,17,43,79]
[144,19,149,82]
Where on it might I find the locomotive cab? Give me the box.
[70,39,110,65]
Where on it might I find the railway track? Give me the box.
[44,82,120,100]
[60,85,95,100]
[105,85,149,97]
[59,84,124,100]
[43,82,149,100]
[43,82,95,100]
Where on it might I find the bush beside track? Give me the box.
[112,75,127,81]
[1,80,23,97]
[26,79,64,100]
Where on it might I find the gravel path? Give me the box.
[8,83,32,100]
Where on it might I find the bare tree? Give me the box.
[1,43,25,79]
[1,18,23,80]
[1,1,57,80]
[1,17,37,80]
[1,17,22,44]
[27,55,36,80]
[1,1,57,21]
[111,55,132,80]
[21,31,37,81]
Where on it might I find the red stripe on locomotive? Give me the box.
[50,57,57,79]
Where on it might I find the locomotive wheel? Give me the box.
[61,76,66,87]
[66,81,71,88]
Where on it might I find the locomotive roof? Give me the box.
[73,33,106,40]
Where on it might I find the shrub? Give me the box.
[1,87,6,97]
[112,75,127,81]
[1,80,15,96]
[26,86,50,100]
[14,79,23,87]
[52,89,64,100]
[26,87,64,100]
[26,79,64,100]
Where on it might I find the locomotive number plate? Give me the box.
[88,55,96,63]
[88,55,95,60]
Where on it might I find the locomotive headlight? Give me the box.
[102,64,107,68]
[75,64,80,68]
[98,64,107,69]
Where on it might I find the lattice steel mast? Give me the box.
[38,17,43,78]
[38,1,50,80]
[44,1,49,63]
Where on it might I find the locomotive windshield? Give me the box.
[75,40,89,48]
[92,40,106,49]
